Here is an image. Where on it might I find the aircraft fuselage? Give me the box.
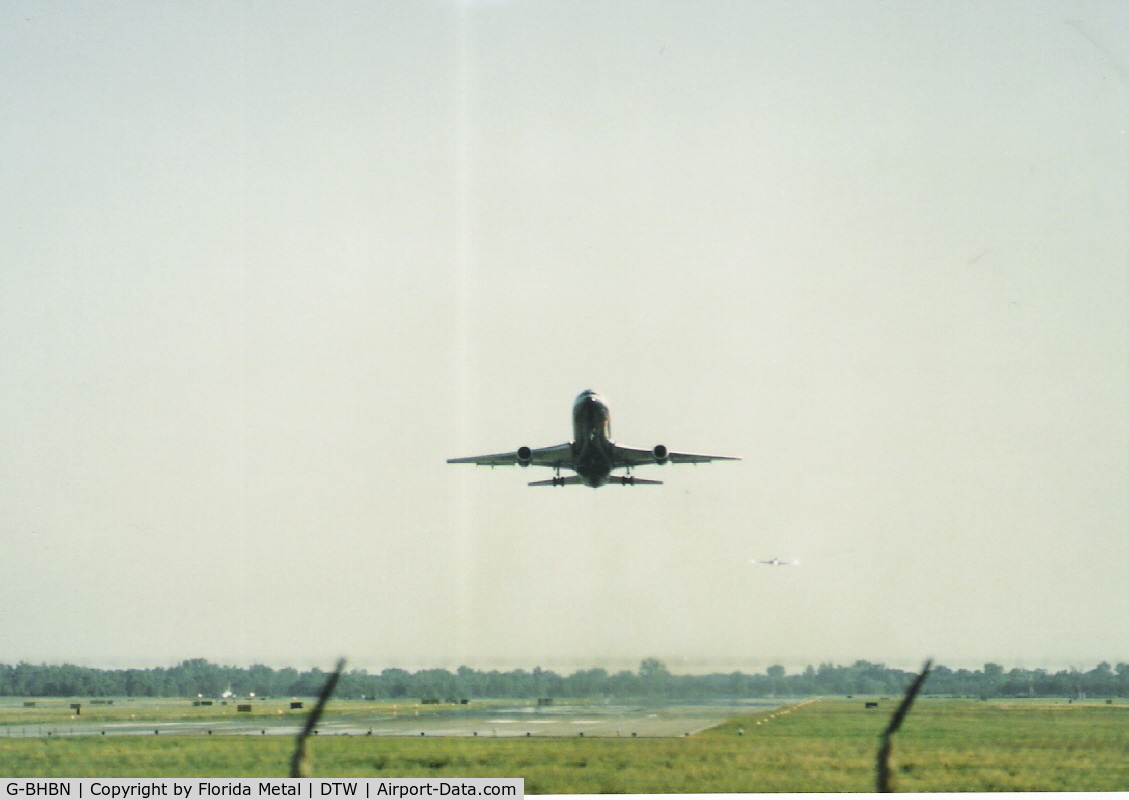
[571,390,616,487]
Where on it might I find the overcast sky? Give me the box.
[1,1,1126,675]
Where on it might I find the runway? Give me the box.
[1,700,780,739]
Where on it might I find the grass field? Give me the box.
[0,698,419,727]
[1,698,1126,792]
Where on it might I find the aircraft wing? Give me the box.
[611,444,741,468]
[664,450,741,464]
[447,442,574,469]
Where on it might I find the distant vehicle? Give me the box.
[447,389,739,487]
[754,558,799,566]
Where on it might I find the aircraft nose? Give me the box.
[573,390,608,429]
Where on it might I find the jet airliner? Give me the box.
[447,389,739,487]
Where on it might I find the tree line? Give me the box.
[1,658,1126,700]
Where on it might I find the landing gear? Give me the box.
[551,469,565,487]
[617,475,636,486]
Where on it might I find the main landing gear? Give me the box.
[615,467,637,486]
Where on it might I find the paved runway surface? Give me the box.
[2,700,781,739]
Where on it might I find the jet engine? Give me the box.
[652,444,669,465]
[516,446,533,467]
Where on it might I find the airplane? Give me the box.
[754,557,799,566]
[447,389,739,487]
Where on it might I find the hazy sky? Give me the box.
[1,1,1126,675]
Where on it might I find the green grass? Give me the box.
[1,698,1126,792]
[0,698,433,728]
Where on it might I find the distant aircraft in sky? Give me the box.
[447,389,739,487]
[754,558,800,566]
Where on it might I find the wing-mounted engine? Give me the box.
[652,444,669,465]
[516,446,533,467]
